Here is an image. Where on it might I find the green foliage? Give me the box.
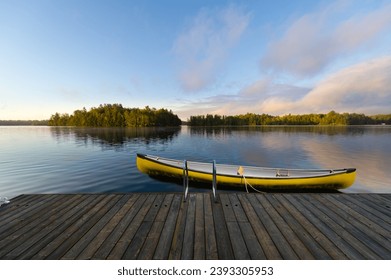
[188,111,391,126]
[0,120,49,125]
[48,104,182,127]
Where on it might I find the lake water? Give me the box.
[1,125,390,199]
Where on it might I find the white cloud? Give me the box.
[173,1,391,120]
[239,78,271,97]
[258,56,391,115]
[172,4,250,92]
[261,2,391,77]
[300,56,391,113]
[176,56,391,119]
[175,80,308,119]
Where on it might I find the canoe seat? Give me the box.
[276,169,290,177]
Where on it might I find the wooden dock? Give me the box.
[0,192,390,260]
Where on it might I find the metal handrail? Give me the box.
[212,160,218,202]
[183,160,189,201]
[183,159,218,203]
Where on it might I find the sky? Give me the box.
[1,0,391,121]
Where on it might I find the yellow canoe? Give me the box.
[136,153,356,190]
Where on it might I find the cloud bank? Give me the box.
[176,56,391,119]
[248,56,391,115]
[173,1,391,120]
[261,2,391,77]
[173,5,250,92]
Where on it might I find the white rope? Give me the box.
[242,175,266,194]
[243,174,249,193]
[237,166,266,194]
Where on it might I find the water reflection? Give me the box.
[0,125,390,199]
[188,125,391,136]
[50,127,180,150]
[186,125,391,193]
[300,133,391,193]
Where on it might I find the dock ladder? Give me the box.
[183,160,218,203]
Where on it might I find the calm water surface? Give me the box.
[1,125,390,199]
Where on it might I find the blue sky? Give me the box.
[1,0,391,120]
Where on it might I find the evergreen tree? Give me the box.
[48,104,181,127]
[187,111,390,126]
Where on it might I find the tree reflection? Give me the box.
[50,127,181,151]
[188,125,390,137]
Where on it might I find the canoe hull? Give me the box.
[136,154,356,190]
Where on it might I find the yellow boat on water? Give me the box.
[136,153,356,190]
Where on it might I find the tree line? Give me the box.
[188,111,391,126]
[48,104,182,127]
[0,120,49,126]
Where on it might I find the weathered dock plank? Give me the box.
[76,194,139,259]
[247,194,299,259]
[304,194,384,259]
[203,193,218,260]
[152,194,182,259]
[137,193,174,260]
[211,194,234,259]
[276,194,345,259]
[106,194,156,259]
[0,192,390,260]
[91,193,147,259]
[168,193,188,259]
[266,194,331,259]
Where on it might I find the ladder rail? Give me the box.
[183,160,189,202]
[212,160,218,202]
[183,159,218,203]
